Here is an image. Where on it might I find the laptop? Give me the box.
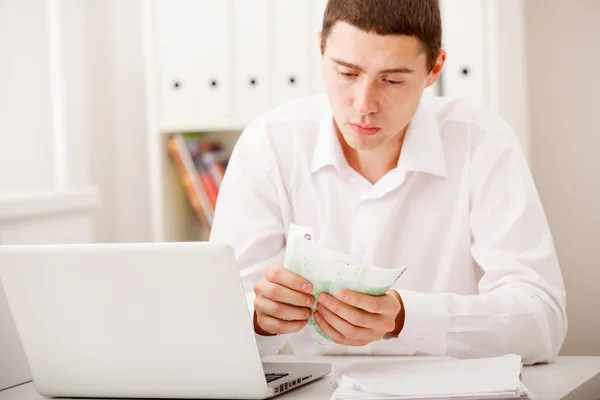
[0,241,331,399]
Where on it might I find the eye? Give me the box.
[339,71,358,79]
[385,79,404,86]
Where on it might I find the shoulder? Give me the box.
[235,93,329,153]
[427,96,522,151]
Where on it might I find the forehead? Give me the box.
[324,21,426,70]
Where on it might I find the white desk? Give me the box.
[1,356,599,400]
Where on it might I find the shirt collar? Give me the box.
[311,98,447,177]
[396,99,448,177]
[310,106,346,173]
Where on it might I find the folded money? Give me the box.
[283,223,407,344]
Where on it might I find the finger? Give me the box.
[318,293,379,329]
[313,311,369,347]
[254,297,312,321]
[264,264,313,294]
[316,304,374,342]
[255,280,315,307]
[256,313,307,335]
[335,290,400,316]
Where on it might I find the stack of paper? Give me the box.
[330,355,534,400]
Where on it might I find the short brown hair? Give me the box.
[321,0,442,72]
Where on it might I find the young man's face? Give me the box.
[320,22,445,153]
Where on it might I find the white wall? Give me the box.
[0,0,97,190]
[485,0,531,161]
[82,0,151,243]
[60,0,91,186]
[525,0,600,356]
[0,0,150,243]
[0,0,55,188]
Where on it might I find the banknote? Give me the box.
[283,223,407,344]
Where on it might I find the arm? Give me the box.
[390,117,567,365]
[209,123,292,355]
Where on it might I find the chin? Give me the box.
[341,131,381,151]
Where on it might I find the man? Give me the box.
[209,0,567,365]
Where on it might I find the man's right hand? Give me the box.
[253,264,315,336]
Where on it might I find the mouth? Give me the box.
[348,123,381,136]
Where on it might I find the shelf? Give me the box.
[159,122,248,134]
[154,131,241,242]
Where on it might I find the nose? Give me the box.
[353,80,378,115]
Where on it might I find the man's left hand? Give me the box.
[313,289,404,346]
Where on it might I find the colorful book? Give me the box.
[192,154,219,210]
[166,134,214,233]
[198,150,225,188]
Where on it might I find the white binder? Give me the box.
[155,0,233,131]
[439,0,488,105]
[232,0,271,125]
[308,0,329,94]
[268,0,312,107]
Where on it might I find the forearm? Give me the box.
[393,287,567,365]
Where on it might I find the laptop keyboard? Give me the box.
[265,373,289,383]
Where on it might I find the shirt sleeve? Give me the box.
[209,123,292,356]
[391,116,568,365]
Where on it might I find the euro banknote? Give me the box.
[283,223,407,344]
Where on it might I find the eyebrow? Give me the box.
[330,58,415,74]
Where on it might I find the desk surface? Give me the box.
[1,356,599,400]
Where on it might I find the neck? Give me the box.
[340,128,407,184]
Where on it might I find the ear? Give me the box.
[425,49,446,88]
[317,31,324,56]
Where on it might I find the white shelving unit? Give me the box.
[141,0,529,243]
[141,0,330,242]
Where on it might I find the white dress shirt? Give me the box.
[209,93,567,365]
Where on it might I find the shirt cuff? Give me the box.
[392,289,451,355]
[245,291,290,357]
[254,332,291,357]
